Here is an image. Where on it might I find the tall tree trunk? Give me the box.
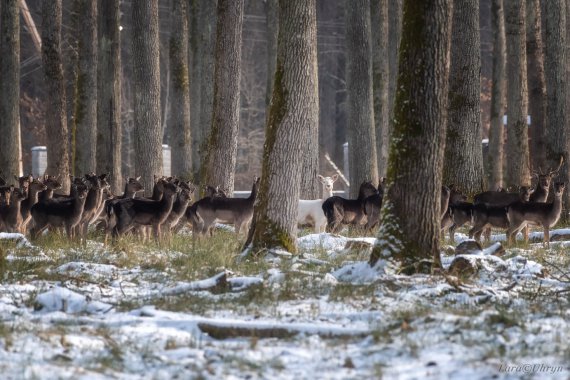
[201,0,244,194]
[265,0,278,108]
[345,0,378,197]
[248,0,318,254]
[526,0,547,172]
[41,0,70,193]
[369,0,452,271]
[544,0,568,207]
[504,0,531,188]
[197,0,217,173]
[189,0,202,177]
[132,0,162,195]
[75,0,98,176]
[388,0,403,120]
[371,0,390,178]
[443,0,485,195]
[170,0,192,178]
[488,0,507,190]
[97,0,122,193]
[64,0,79,175]
[0,0,21,178]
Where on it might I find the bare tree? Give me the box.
[74,0,98,176]
[371,0,390,177]
[248,0,319,254]
[488,0,507,190]
[169,0,192,178]
[388,0,402,120]
[132,0,162,194]
[97,0,122,193]
[189,0,202,175]
[0,0,21,178]
[265,0,278,108]
[443,0,485,195]
[526,0,547,172]
[369,0,452,271]
[201,0,245,194]
[504,0,531,188]
[345,0,378,197]
[42,0,70,193]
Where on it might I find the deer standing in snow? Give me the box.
[297,174,338,233]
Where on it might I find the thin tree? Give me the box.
[132,0,162,194]
[388,0,403,120]
[369,0,453,271]
[526,0,547,172]
[74,0,98,176]
[0,0,21,179]
[443,0,485,195]
[544,0,568,204]
[504,0,531,188]
[41,0,70,193]
[265,0,278,108]
[189,0,202,175]
[488,0,507,190]
[345,0,378,197]
[169,0,192,178]
[371,0,390,177]
[97,0,122,193]
[201,0,244,194]
[247,0,319,254]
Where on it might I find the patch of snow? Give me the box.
[35,287,113,314]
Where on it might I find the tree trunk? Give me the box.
[443,0,485,196]
[345,0,378,197]
[97,0,122,193]
[132,0,162,195]
[526,0,547,173]
[41,0,70,193]
[169,0,192,178]
[249,0,319,254]
[544,0,569,207]
[504,0,531,188]
[488,0,507,190]
[64,0,79,175]
[371,0,390,178]
[201,0,244,194]
[265,0,278,108]
[369,0,452,270]
[74,0,98,176]
[189,0,202,177]
[0,0,21,179]
[388,0,403,121]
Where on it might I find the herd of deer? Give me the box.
[0,159,565,246]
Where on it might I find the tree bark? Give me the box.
[41,0,70,193]
[388,0,403,121]
[201,0,244,194]
[265,0,278,108]
[74,0,98,176]
[169,0,192,178]
[526,0,547,173]
[504,0,531,188]
[488,0,506,190]
[369,0,452,270]
[249,0,319,254]
[97,0,122,193]
[0,0,21,179]
[443,0,485,195]
[371,0,390,178]
[345,0,378,197]
[189,0,202,176]
[544,0,569,207]
[132,0,162,195]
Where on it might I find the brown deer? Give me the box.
[165,180,196,231]
[506,182,566,247]
[0,186,12,207]
[20,178,48,234]
[530,156,564,203]
[0,187,27,232]
[75,173,109,239]
[193,177,260,237]
[363,179,386,232]
[38,175,62,202]
[30,182,90,239]
[322,181,379,233]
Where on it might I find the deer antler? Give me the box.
[548,156,564,176]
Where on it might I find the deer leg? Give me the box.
[523,225,529,243]
[544,226,550,248]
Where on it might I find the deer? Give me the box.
[38,175,62,202]
[363,178,386,232]
[19,178,48,234]
[109,180,180,242]
[74,173,109,239]
[321,181,379,234]
[297,174,339,233]
[0,186,12,207]
[506,182,566,247]
[164,180,196,231]
[441,186,469,241]
[192,177,260,237]
[530,156,564,203]
[174,185,227,233]
[0,187,27,232]
[30,182,90,240]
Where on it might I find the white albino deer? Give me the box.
[297,174,338,233]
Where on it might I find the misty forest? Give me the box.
[0,0,569,378]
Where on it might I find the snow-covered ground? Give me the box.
[0,230,568,379]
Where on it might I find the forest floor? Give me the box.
[0,226,568,379]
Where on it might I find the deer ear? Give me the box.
[135,176,141,181]
[317,175,325,183]
[331,174,339,182]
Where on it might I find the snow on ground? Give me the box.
[0,230,568,379]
